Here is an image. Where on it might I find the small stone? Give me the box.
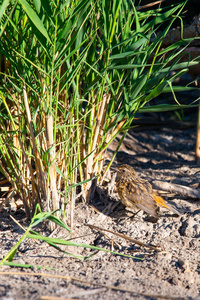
[171,276,179,285]
[179,217,200,238]
[15,199,23,209]
[177,258,185,268]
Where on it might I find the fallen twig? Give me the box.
[152,181,200,199]
[41,287,106,299]
[88,224,160,251]
[0,271,186,300]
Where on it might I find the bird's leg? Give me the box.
[124,208,141,219]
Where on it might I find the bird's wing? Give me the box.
[125,181,158,218]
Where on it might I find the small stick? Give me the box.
[195,90,200,164]
[152,181,200,199]
[0,271,186,300]
[88,224,160,251]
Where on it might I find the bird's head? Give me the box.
[116,164,136,179]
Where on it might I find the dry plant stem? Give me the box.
[85,94,111,202]
[88,224,160,251]
[23,85,40,171]
[9,214,27,232]
[70,167,76,228]
[9,214,41,245]
[138,0,167,10]
[40,297,79,300]
[45,115,59,212]
[17,143,34,214]
[23,85,46,206]
[13,103,20,158]
[0,179,9,185]
[152,180,200,199]
[40,288,107,299]
[106,118,126,144]
[0,271,185,300]
[85,96,95,182]
[195,99,200,164]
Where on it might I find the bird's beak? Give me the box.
[110,166,117,172]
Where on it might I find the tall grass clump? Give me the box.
[0,0,198,225]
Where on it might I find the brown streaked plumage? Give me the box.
[116,164,181,218]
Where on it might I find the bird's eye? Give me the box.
[122,169,126,172]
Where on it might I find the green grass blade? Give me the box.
[26,233,143,260]
[19,0,50,42]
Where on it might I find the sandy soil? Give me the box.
[0,123,200,300]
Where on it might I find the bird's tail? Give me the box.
[153,194,183,216]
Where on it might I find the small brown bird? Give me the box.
[116,164,181,218]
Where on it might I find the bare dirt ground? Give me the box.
[0,121,200,300]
